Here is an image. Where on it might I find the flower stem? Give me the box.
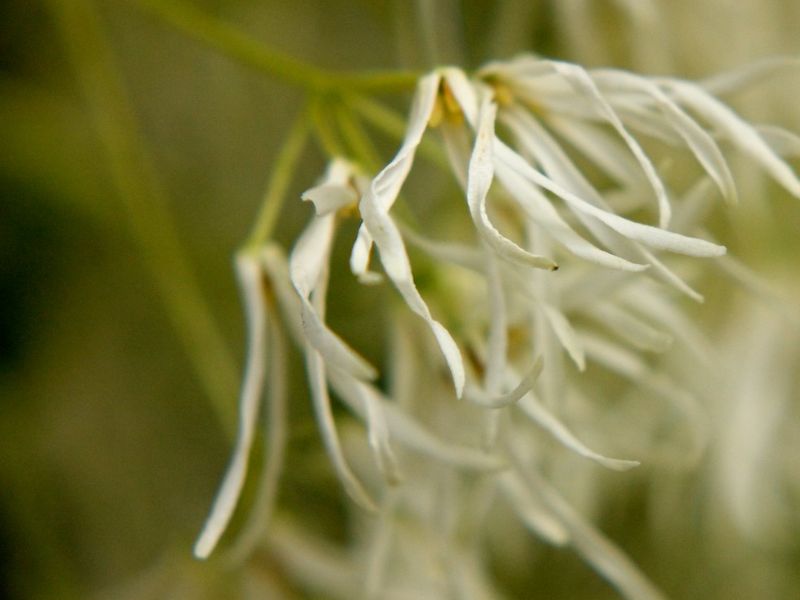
[136,0,421,93]
[49,0,239,435]
[311,99,349,158]
[243,108,311,251]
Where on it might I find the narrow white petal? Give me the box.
[290,215,335,298]
[350,223,383,285]
[468,99,557,271]
[358,73,464,396]
[512,456,668,600]
[440,67,480,125]
[637,246,705,302]
[545,115,645,187]
[518,392,640,471]
[499,472,570,546]
[589,302,673,353]
[360,201,465,397]
[583,333,709,466]
[194,255,269,559]
[329,369,505,471]
[541,60,673,227]
[590,70,737,204]
[290,216,377,380]
[364,496,396,599]
[302,183,358,216]
[305,346,377,512]
[483,254,508,393]
[670,178,717,234]
[666,80,800,198]
[328,371,401,484]
[493,127,647,271]
[755,125,800,158]
[581,332,649,379]
[363,389,402,484]
[464,359,543,409]
[368,73,442,213]
[400,224,484,271]
[496,140,726,257]
[260,244,305,344]
[701,56,800,96]
[541,304,587,370]
[620,283,714,362]
[224,318,289,565]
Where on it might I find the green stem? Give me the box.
[333,103,383,171]
[136,0,421,93]
[48,0,238,435]
[311,99,348,158]
[243,109,311,251]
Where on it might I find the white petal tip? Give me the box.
[357,272,384,285]
[602,459,641,472]
[192,539,213,561]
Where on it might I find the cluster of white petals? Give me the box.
[194,54,800,599]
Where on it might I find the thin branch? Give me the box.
[136,0,421,93]
[243,109,312,251]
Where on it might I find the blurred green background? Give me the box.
[1,1,799,598]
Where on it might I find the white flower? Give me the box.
[195,52,800,600]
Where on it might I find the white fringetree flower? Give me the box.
[193,54,800,599]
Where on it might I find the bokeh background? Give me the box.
[1,1,799,598]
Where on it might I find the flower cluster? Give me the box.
[194,55,799,598]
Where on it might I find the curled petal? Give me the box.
[518,391,640,471]
[469,99,557,271]
[464,359,543,409]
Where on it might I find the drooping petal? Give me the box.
[493,129,647,272]
[590,70,737,204]
[499,472,570,546]
[360,200,465,397]
[290,215,377,380]
[545,115,645,187]
[589,302,673,353]
[517,391,640,471]
[496,139,727,257]
[464,359,543,409]
[514,59,673,228]
[224,316,289,565]
[509,451,668,600]
[327,371,401,484]
[305,344,377,512]
[194,254,269,559]
[541,303,587,370]
[326,368,505,472]
[468,98,557,270]
[665,79,800,198]
[369,72,443,213]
